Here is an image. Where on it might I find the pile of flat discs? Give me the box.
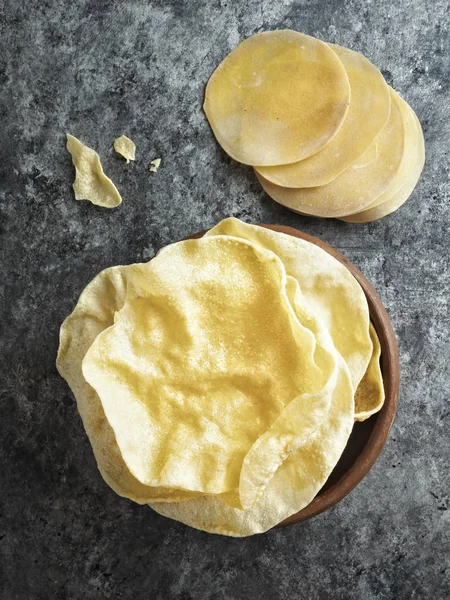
[57,218,385,537]
[204,30,424,222]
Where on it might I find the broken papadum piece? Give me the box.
[113,135,136,163]
[66,134,122,208]
[149,158,161,173]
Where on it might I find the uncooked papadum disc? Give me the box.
[342,93,417,217]
[255,87,405,217]
[342,107,424,222]
[341,99,424,222]
[255,43,391,187]
[204,30,351,166]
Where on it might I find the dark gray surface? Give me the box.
[1,0,449,598]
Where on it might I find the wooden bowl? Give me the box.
[189,223,400,526]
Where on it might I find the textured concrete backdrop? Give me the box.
[1,0,449,598]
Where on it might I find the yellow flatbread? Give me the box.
[57,265,203,503]
[149,349,353,536]
[82,236,341,508]
[57,219,381,536]
[255,43,390,187]
[354,323,385,421]
[113,135,136,163]
[66,134,122,208]
[341,102,424,222]
[255,88,405,217]
[204,30,350,166]
[205,218,372,392]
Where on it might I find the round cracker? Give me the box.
[342,93,418,217]
[255,87,405,217]
[56,266,203,503]
[205,218,372,391]
[204,30,350,166]
[255,43,391,187]
[57,219,375,534]
[354,323,385,421]
[149,350,353,536]
[56,222,370,507]
[341,106,424,223]
[82,236,338,505]
[341,101,425,223]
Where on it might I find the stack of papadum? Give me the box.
[57,218,384,536]
[204,30,424,222]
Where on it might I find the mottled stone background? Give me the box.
[1,0,449,598]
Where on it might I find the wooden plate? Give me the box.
[189,223,400,526]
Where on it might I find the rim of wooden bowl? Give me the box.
[188,223,400,527]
